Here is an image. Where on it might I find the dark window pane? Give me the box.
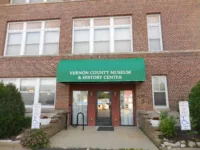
[154,92,166,106]
[21,93,34,105]
[39,93,55,106]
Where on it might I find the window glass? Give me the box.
[147,16,159,24]
[94,29,110,53]
[74,30,89,42]
[8,33,22,45]
[6,33,22,56]
[30,0,43,3]
[9,23,23,30]
[11,0,26,4]
[94,18,110,26]
[74,30,90,54]
[73,16,132,54]
[74,20,90,27]
[45,31,59,43]
[149,39,161,51]
[5,20,60,56]
[114,17,130,25]
[39,79,56,106]
[25,32,40,55]
[94,41,110,53]
[115,41,131,52]
[152,76,168,107]
[20,79,36,105]
[45,21,60,29]
[74,42,89,54]
[43,43,59,55]
[154,92,166,106]
[94,29,110,41]
[147,15,162,51]
[115,28,130,40]
[120,90,133,125]
[27,22,42,29]
[0,79,17,86]
[148,26,160,39]
[72,91,88,125]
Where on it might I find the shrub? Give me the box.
[188,81,200,133]
[159,112,176,138]
[22,116,32,129]
[0,83,25,138]
[21,129,49,149]
[160,111,168,120]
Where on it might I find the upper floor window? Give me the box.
[73,16,133,54]
[147,14,163,52]
[5,20,60,56]
[11,0,58,4]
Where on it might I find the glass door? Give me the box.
[96,91,111,126]
[72,91,88,125]
[120,90,134,125]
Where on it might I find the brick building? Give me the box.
[0,0,200,126]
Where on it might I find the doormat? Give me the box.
[97,126,114,131]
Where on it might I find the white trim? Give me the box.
[152,76,169,109]
[4,20,60,57]
[90,19,94,53]
[147,14,163,52]
[110,17,114,53]
[72,16,133,54]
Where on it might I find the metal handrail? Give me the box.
[65,112,84,130]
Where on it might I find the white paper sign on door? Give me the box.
[179,101,191,131]
[31,103,41,129]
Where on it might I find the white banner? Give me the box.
[31,103,41,129]
[179,101,191,131]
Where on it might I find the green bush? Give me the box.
[0,83,25,138]
[22,116,32,129]
[160,111,168,120]
[21,129,49,149]
[159,112,176,138]
[188,81,200,133]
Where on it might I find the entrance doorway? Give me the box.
[96,91,112,126]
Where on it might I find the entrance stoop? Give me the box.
[50,126,158,150]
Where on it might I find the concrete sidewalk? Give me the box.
[50,126,158,150]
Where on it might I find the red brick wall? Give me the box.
[0,0,200,113]
[0,0,10,5]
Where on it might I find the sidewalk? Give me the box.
[50,126,158,150]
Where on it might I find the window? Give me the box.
[5,20,60,56]
[147,14,163,52]
[152,76,168,108]
[11,0,59,4]
[39,79,56,106]
[73,16,132,54]
[120,90,134,125]
[0,78,56,107]
[72,91,88,125]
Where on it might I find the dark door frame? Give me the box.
[96,91,112,126]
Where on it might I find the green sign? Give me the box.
[57,58,146,82]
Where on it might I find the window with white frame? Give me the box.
[0,78,56,107]
[5,20,60,56]
[39,79,56,106]
[11,0,59,4]
[152,76,168,107]
[147,14,163,52]
[73,16,132,54]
